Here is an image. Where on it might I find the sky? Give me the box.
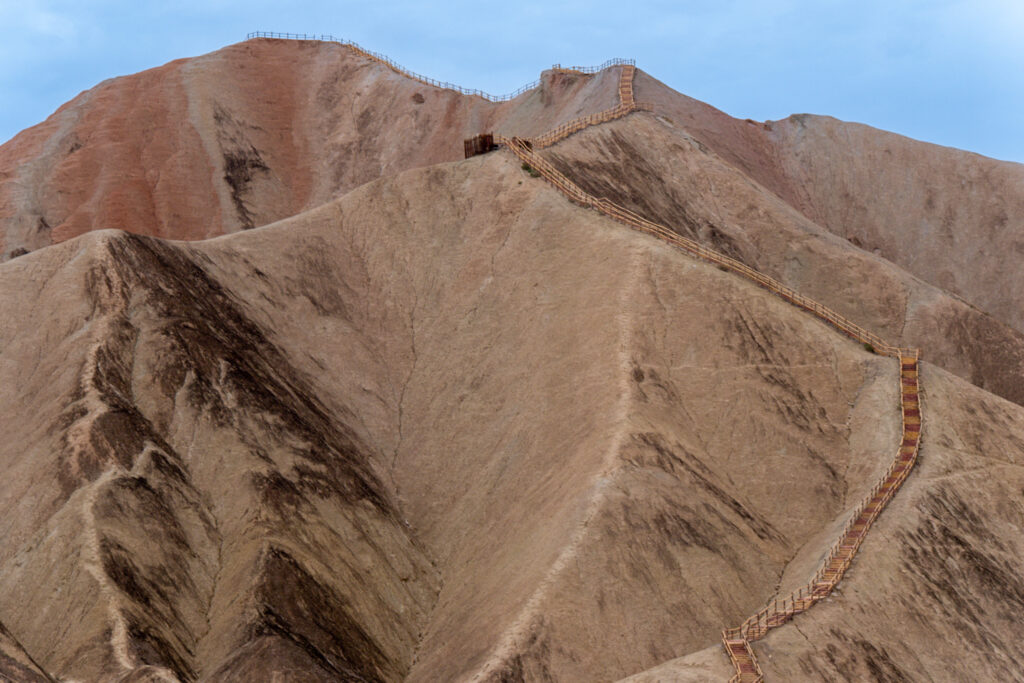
[0,0,1022,163]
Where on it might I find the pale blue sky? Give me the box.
[1,1,1022,162]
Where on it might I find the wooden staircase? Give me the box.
[530,64,651,149]
[618,64,636,108]
[723,635,763,682]
[721,353,921,680]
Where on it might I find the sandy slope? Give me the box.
[0,620,51,682]
[1,149,1022,681]
[0,151,899,680]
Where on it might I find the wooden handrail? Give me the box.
[499,135,907,359]
[497,65,650,148]
[551,58,636,74]
[726,355,920,668]
[247,33,634,103]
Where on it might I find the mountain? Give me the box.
[0,37,1022,682]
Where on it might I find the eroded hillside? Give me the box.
[539,114,1024,408]
[0,150,892,680]
[624,364,1024,682]
[634,70,1024,336]
[0,36,1023,683]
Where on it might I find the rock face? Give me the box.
[0,38,1022,682]
[0,224,439,681]
[0,620,51,682]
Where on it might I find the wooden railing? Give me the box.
[721,355,920,681]
[246,32,632,103]
[552,58,636,74]
[531,102,653,149]
[498,136,910,359]
[527,64,651,148]
[490,61,923,682]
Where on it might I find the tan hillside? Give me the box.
[0,620,51,682]
[623,363,1024,682]
[0,36,1022,682]
[3,40,1021,414]
[0,153,895,680]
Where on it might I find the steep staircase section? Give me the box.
[530,64,651,148]
[722,637,763,683]
[722,353,921,681]
[618,64,636,108]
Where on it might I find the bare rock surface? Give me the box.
[0,216,439,680]
[0,620,52,682]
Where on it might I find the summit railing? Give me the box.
[246,32,631,103]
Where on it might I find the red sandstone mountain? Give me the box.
[0,38,1022,682]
